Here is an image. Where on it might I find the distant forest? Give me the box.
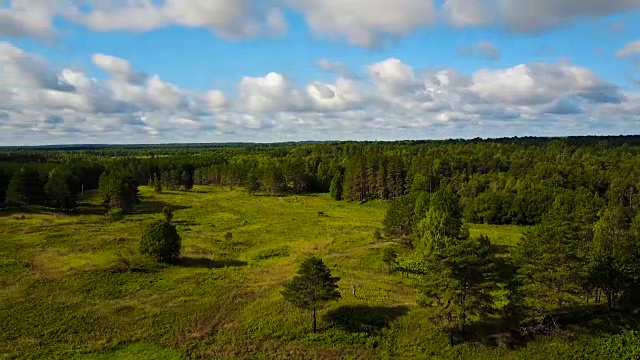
[2,136,640,220]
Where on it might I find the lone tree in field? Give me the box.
[282,256,341,333]
[140,220,181,263]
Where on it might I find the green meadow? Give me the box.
[1,187,637,359]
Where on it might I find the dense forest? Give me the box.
[2,136,640,355]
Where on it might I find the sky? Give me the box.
[1,0,640,146]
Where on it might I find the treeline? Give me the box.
[1,138,639,227]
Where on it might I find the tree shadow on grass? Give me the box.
[74,203,106,215]
[461,305,640,349]
[173,220,198,227]
[324,305,410,335]
[490,244,511,256]
[175,257,248,269]
[460,318,523,349]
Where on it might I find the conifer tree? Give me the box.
[282,256,341,333]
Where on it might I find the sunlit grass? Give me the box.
[1,187,635,359]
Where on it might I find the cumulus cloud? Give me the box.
[66,0,286,39]
[442,0,640,33]
[316,59,358,79]
[442,0,492,27]
[457,41,501,60]
[286,0,437,47]
[238,72,309,112]
[0,43,75,92]
[2,43,639,145]
[368,58,418,95]
[92,53,147,84]
[0,9,54,40]
[617,40,640,57]
[4,0,640,47]
[499,0,640,33]
[469,63,625,105]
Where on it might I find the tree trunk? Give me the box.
[312,309,317,333]
[448,332,454,347]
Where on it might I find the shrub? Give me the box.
[162,206,174,223]
[140,220,181,263]
[106,207,125,222]
[382,247,398,273]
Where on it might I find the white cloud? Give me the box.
[617,39,640,57]
[469,63,624,105]
[92,53,147,83]
[442,0,492,27]
[288,0,437,47]
[368,58,417,95]
[67,0,286,39]
[457,41,501,60]
[204,90,229,110]
[498,0,640,33]
[0,43,75,91]
[4,0,640,47]
[1,44,639,145]
[442,0,640,33]
[0,9,54,40]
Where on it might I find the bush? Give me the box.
[106,207,125,222]
[140,220,181,263]
[162,206,173,223]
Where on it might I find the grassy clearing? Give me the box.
[1,187,636,359]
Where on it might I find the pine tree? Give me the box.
[262,165,287,195]
[329,173,343,201]
[45,167,78,211]
[6,171,23,206]
[181,171,193,191]
[588,205,637,310]
[245,171,260,194]
[5,167,46,206]
[153,174,162,194]
[513,223,585,322]
[98,171,140,213]
[282,256,341,333]
[418,235,496,346]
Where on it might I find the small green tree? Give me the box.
[45,166,78,211]
[5,171,23,206]
[181,171,193,191]
[162,206,174,223]
[140,221,181,263]
[98,171,140,213]
[152,174,162,194]
[245,172,260,194]
[106,207,125,222]
[282,256,341,333]
[382,247,398,273]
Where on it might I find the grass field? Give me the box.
[1,187,637,359]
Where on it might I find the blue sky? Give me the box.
[1,0,640,145]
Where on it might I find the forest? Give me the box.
[1,136,640,359]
